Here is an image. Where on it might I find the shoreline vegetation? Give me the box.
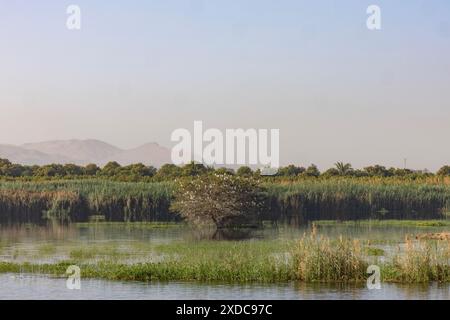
[0,177,449,224]
[1,231,450,283]
[1,159,449,224]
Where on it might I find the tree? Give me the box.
[437,165,450,176]
[393,168,413,177]
[236,166,253,176]
[181,161,209,177]
[63,164,83,176]
[34,164,66,177]
[0,158,13,176]
[18,165,37,177]
[1,164,25,177]
[122,163,156,177]
[364,165,391,177]
[100,161,121,176]
[146,166,158,177]
[277,165,305,177]
[171,174,263,228]
[334,162,353,176]
[322,168,339,177]
[85,163,100,176]
[352,169,368,177]
[0,158,12,167]
[155,164,182,179]
[215,167,235,175]
[304,164,320,177]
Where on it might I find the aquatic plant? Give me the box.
[264,179,450,222]
[0,177,449,224]
[389,238,450,282]
[2,233,450,283]
[0,180,174,224]
[292,234,368,282]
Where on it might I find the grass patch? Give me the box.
[292,235,368,282]
[2,235,450,283]
[69,245,126,260]
[313,219,450,227]
[37,244,57,256]
[74,221,183,228]
[366,247,385,256]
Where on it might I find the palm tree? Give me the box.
[334,162,353,176]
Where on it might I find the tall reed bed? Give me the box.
[386,238,450,282]
[0,178,449,224]
[292,233,368,282]
[0,190,86,224]
[0,180,175,224]
[265,179,450,222]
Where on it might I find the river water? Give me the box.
[1,273,449,300]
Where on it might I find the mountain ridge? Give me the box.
[0,139,171,167]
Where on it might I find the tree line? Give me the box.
[0,158,449,180]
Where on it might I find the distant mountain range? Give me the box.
[0,139,172,167]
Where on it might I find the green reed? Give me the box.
[292,234,368,282]
[0,177,449,224]
[2,235,450,283]
[264,179,450,221]
[0,180,175,224]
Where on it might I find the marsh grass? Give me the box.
[314,220,450,227]
[37,244,57,256]
[387,238,450,283]
[0,239,296,282]
[0,180,175,223]
[366,247,385,256]
[1,178,449,224]
[292,234,368,282]
[2,235,450,283]
[265,180,450,221]
[74,221,183,229]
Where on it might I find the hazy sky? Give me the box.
[0,0,449,170]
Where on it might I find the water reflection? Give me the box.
[187,227,263,241]
[2,221,449,243]
[0,273,449,300]
[1,221,450,264]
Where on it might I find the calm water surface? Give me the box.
[1,273,449,300]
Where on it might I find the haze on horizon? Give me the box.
[0,0,449,171]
